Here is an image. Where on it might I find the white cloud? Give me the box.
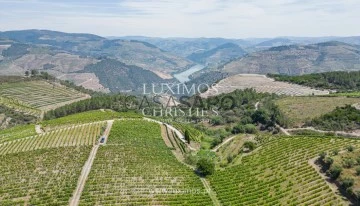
[0,0,359,38]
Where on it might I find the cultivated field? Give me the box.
[0,122,105,155]
[276,96,360,127]
[0,95,41,117]
[42,110,141,131]
[201,74,329,98]
[0,146,91,205]
[79,120,212,205]
[209,136,360,205]
[0,124,36,144]
[0,80,90,112]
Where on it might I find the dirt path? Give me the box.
[277,124,291,136]
[211,135,236,152]
[69,145,98,206]
[100,120,114,145]
[69,120,113,206]
[200,178,222,206]
[35,124,43,134]
[286,127,360,137]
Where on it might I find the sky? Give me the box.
[0,0,359,38]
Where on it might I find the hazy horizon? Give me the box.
[0,0,359,38]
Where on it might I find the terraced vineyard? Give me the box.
[172,122,206,142]
[0,146,91,205]
[42,110,141,131]
[0,122,105,155]
[201,74,329,98]
[208,136,360,205]
[79,120,212,205]
[0,124,36,144]
[0,96,41,117]
[0,80,89,111]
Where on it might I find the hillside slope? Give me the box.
[223,41,360,75]
[83,59,171,92]
[187,43,246,65]
[0,30,193,77]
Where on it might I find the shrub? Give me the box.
[319,151,326,160]
[343,158,355,168]
[346,145,355,152]
[244,124,257,134]
[196,158,215,176]
[327,164,342,180]
[243,141,256,151]
[341,177,354,189]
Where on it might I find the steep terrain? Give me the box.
[187,43,246,66]
[223,41,360,75]
[0,30,196,92]
[0,30,192,79]
[117,36,252,57]
[83,59,172,92]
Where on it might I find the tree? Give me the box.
[243,141,256,151]
[319,151,327,161]
[184,130,190,144]
[196,158,215,176]
[327,164,342,180]
[25,70,29,77]
[31,69,39,76]
[341,177,354,189]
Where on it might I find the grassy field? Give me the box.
[209,136,360,205]
[275,96,360,127]
[0,80,89,111]
[79,120,212,205]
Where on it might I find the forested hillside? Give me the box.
[269,71,360,91]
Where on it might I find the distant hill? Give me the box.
[222,41,360,75]
[187,43,246,66]
[83,59,172,92]
[255,38,294,48]
[116,36,252,57]
[0,30,192,76]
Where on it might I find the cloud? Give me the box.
[0,0,359,38]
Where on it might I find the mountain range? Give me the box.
[1,29,360,93]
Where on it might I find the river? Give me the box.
[173,64,205,83]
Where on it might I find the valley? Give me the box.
[1,29,360,206]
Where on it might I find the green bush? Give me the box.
[327,164,342,180]
[196,158,215,176]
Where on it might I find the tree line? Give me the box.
[44,94,138,120]
[268,71,360,91]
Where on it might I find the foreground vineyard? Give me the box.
[0,80,89,110]
[0,146,91,205]
[0,124,36,144]
[209,136,360,205]
[0,122,105,155]
[79,120,212,205]
[42,110,141,131]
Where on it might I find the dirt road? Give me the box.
[69,120,113,206]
